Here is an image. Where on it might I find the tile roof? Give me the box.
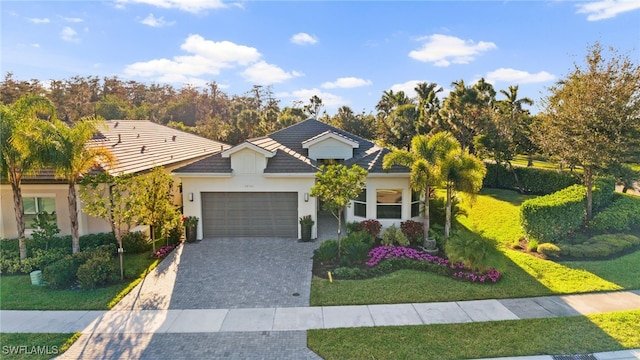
[90,120,230,175]
[174,119,408,174]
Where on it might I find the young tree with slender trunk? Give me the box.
[0,95,56,260]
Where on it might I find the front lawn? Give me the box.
[308,310,640,360]
[0,333,80,360]
[310,188,640,306]
[0,252,158,310]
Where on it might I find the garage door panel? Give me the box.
[202,192,298,238]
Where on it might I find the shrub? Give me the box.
[345,221,361,235]
[558,234,639,259]
[314,240,339,263]
[445,235,502,273]
[483,162,580,195]
[381,224,409,246]
[537,243,561,257]
[358,219,382,239]
[76,256,115,289]
[30,211,60,250]
[43,256,77,289]
[122,231,150,253]
[589,194,640,232]
[400,220,424,246]
[166,225,183,246]
[527,239,539,252]
[332,267,369,280]
[80,233,117,250]
[340,233,372,266]
[520,177,615,243]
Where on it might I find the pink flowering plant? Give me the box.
[365,246,502,284]
[151,245,175,259]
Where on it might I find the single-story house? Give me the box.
[0,120,230,239]
[174,119,417,240]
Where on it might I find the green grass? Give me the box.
[311,188,639,306]
[308,310,640,360]
[512,154,562,170]
[0,333,79,360]
[0,252,158,310]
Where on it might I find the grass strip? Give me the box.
[0,333,75,360]
[308,310,640,360]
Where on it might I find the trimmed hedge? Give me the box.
[0,232,116,258]
[558,234,640,259]
[520,177,615,243]
[483,163,580,195]
[589,194,640,232]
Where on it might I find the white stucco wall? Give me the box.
[179,174,317,240]
[345,175,419,229]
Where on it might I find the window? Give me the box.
[23,197,56,229]
[353,188,366,218]
[376,189,402,219]
[411,191,421,217]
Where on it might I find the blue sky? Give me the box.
[2,0,639,115]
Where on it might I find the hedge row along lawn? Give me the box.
[307,310,640,360]
[310,188,640,306]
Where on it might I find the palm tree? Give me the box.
[47,116,115,253]
[434,132,487,239]
[382,135,441,249]
[0,95,56,260]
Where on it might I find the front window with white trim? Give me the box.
[376,189,402,219]
[23,197,57,229]
[353,188,366,218]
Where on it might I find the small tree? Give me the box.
[136,167,180,250]
[310,164,367,250]
[80,173,141,280]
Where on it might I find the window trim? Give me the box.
[411,191,421,218]
[353,188,366,218]
[22,196,57,230]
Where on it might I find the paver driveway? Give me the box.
[113,237,320,310]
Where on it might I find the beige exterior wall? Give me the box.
[0,184,110,239]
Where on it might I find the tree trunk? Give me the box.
[527,152,534,167]
[445,184,452,240]
[9,169,27,260]
[423,186,430,248]
[68,182,81,253]
[585,167,593,221]
[506,161,524,194]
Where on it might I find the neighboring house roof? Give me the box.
[174,118,408,174]
[14,120,230,183]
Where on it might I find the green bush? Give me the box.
[520,177,615,243]
[381,224,409,246]
[557,234,639,259]
[589,194,640,232]
[483,163,580,195]
[314,240,339,263]
[122,231,150,253]
[332,267,369,280]
[345,221,361,235]
[537,243,561,257]
[43,256,77,289]
[166,225,183,246]
[80,233,117,249]
[340,233,372,266]
[527,239,539,252]
[77,256,115,289]
[445,235,502,273]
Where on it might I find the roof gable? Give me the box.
[222,142,276,158]
[302,131,359,149]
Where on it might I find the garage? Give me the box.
[201,192,298,238]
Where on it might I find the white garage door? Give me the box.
[201,192,298,237]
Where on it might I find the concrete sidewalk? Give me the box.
[2,290,639,334]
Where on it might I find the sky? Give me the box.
[1,0,639,115]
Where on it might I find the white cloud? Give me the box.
[124,34,263,83]
[389,80,425,99]
[576,0,640,21]
[486,68,555,84]
[241,61,302,85]
[277,88,346,108]
[61,26,80,42]
[409,34,497,67]
[116,0,227,13]
[290,32,318,45]
[140,13,175,27]
[32,43,40,48]
[28,17,50,24]
[322,77,372,89]
[64,17,84,23]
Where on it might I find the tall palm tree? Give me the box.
[434,132,487,239]
[47,116,115,253]
[0,95,56,260]
[382,134,441,249]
